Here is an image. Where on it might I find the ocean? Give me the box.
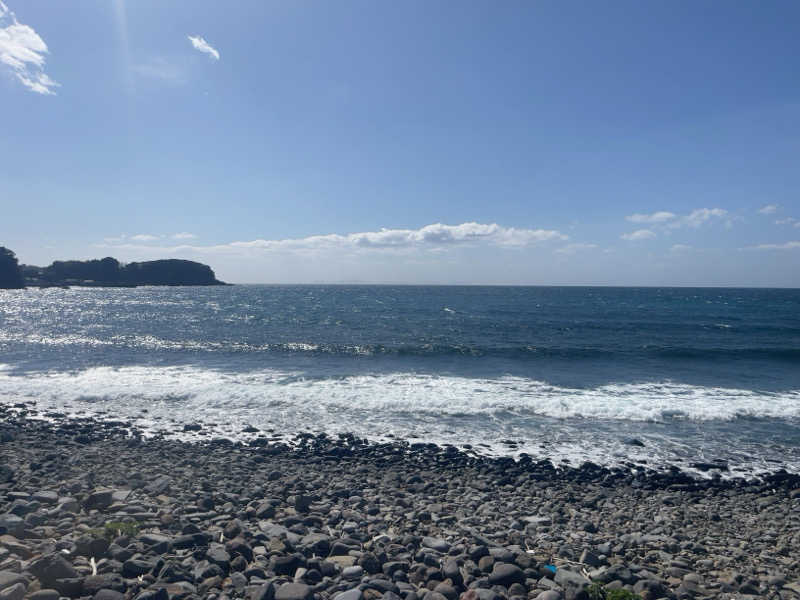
[1,285,799,477]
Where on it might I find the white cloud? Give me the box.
[187,35,219,60]
[670,244,691,253]
[775,217,796,225]
[682,208,728,228]
[172,232,197,240]
[626,211,676,224]
[99,222,567,255]
[230,222,567,250]
[625,207,729,231]
[0,1,59,94]
[758,204,778,215]
[621,229,656,241]
[747,241,800,251]
[554,243,598,255]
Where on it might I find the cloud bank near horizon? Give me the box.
[98,222,569,255]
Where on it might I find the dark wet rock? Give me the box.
[488,563,525,586]
[139,533,173,553]
[83,488,116,511]
[173,532,211,549]
[133,589,168,600]
[273,554,306,576]
[122,557,156,577]
[75,534,110,558]
[82,575,125,595]
[29,553,79,586]
[0,466,13,484]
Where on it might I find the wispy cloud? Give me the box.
[670,244,692,253]
[758,204,779,215]
[132,58,186,84]
[625,207,729,230]
[682,208,728,228]
[626,211,676,224]
[0,1,59,94]
[187,35,219,60]
[621,229,656,241]
[554,243,598,255]
[98,222,568,255]
[106,233,197,243]
[746,241,800,251]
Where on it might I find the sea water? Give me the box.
[1,285,799,476]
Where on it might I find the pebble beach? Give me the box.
[1,403,799,600]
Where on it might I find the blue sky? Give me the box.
[1,0,799,285]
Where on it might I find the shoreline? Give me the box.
[3,396,797,485]
[1,405,799,599]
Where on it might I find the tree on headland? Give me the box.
[0,247,25,289]
[20,256,225,286]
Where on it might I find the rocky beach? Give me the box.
[1,403,798,600]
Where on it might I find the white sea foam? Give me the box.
[1,365,798,422]
[1,364,798,474]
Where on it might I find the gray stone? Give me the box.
[275,583,313,600]
[253,583,275,600]
[422,537,450,553]
[633,579,666,600]
[433,583,457,600]
[94,591,125,600]
[442,559,462,586]
[31,491,58,504]
[553,569,590,600]
[334,589,362,600]
[29,591,59,600]
[0,515,23,537]
[343,566,364,579]
[0,584,25,600]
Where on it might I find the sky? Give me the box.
[1,1,799,286]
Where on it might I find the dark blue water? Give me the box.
[1,285,799,475]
